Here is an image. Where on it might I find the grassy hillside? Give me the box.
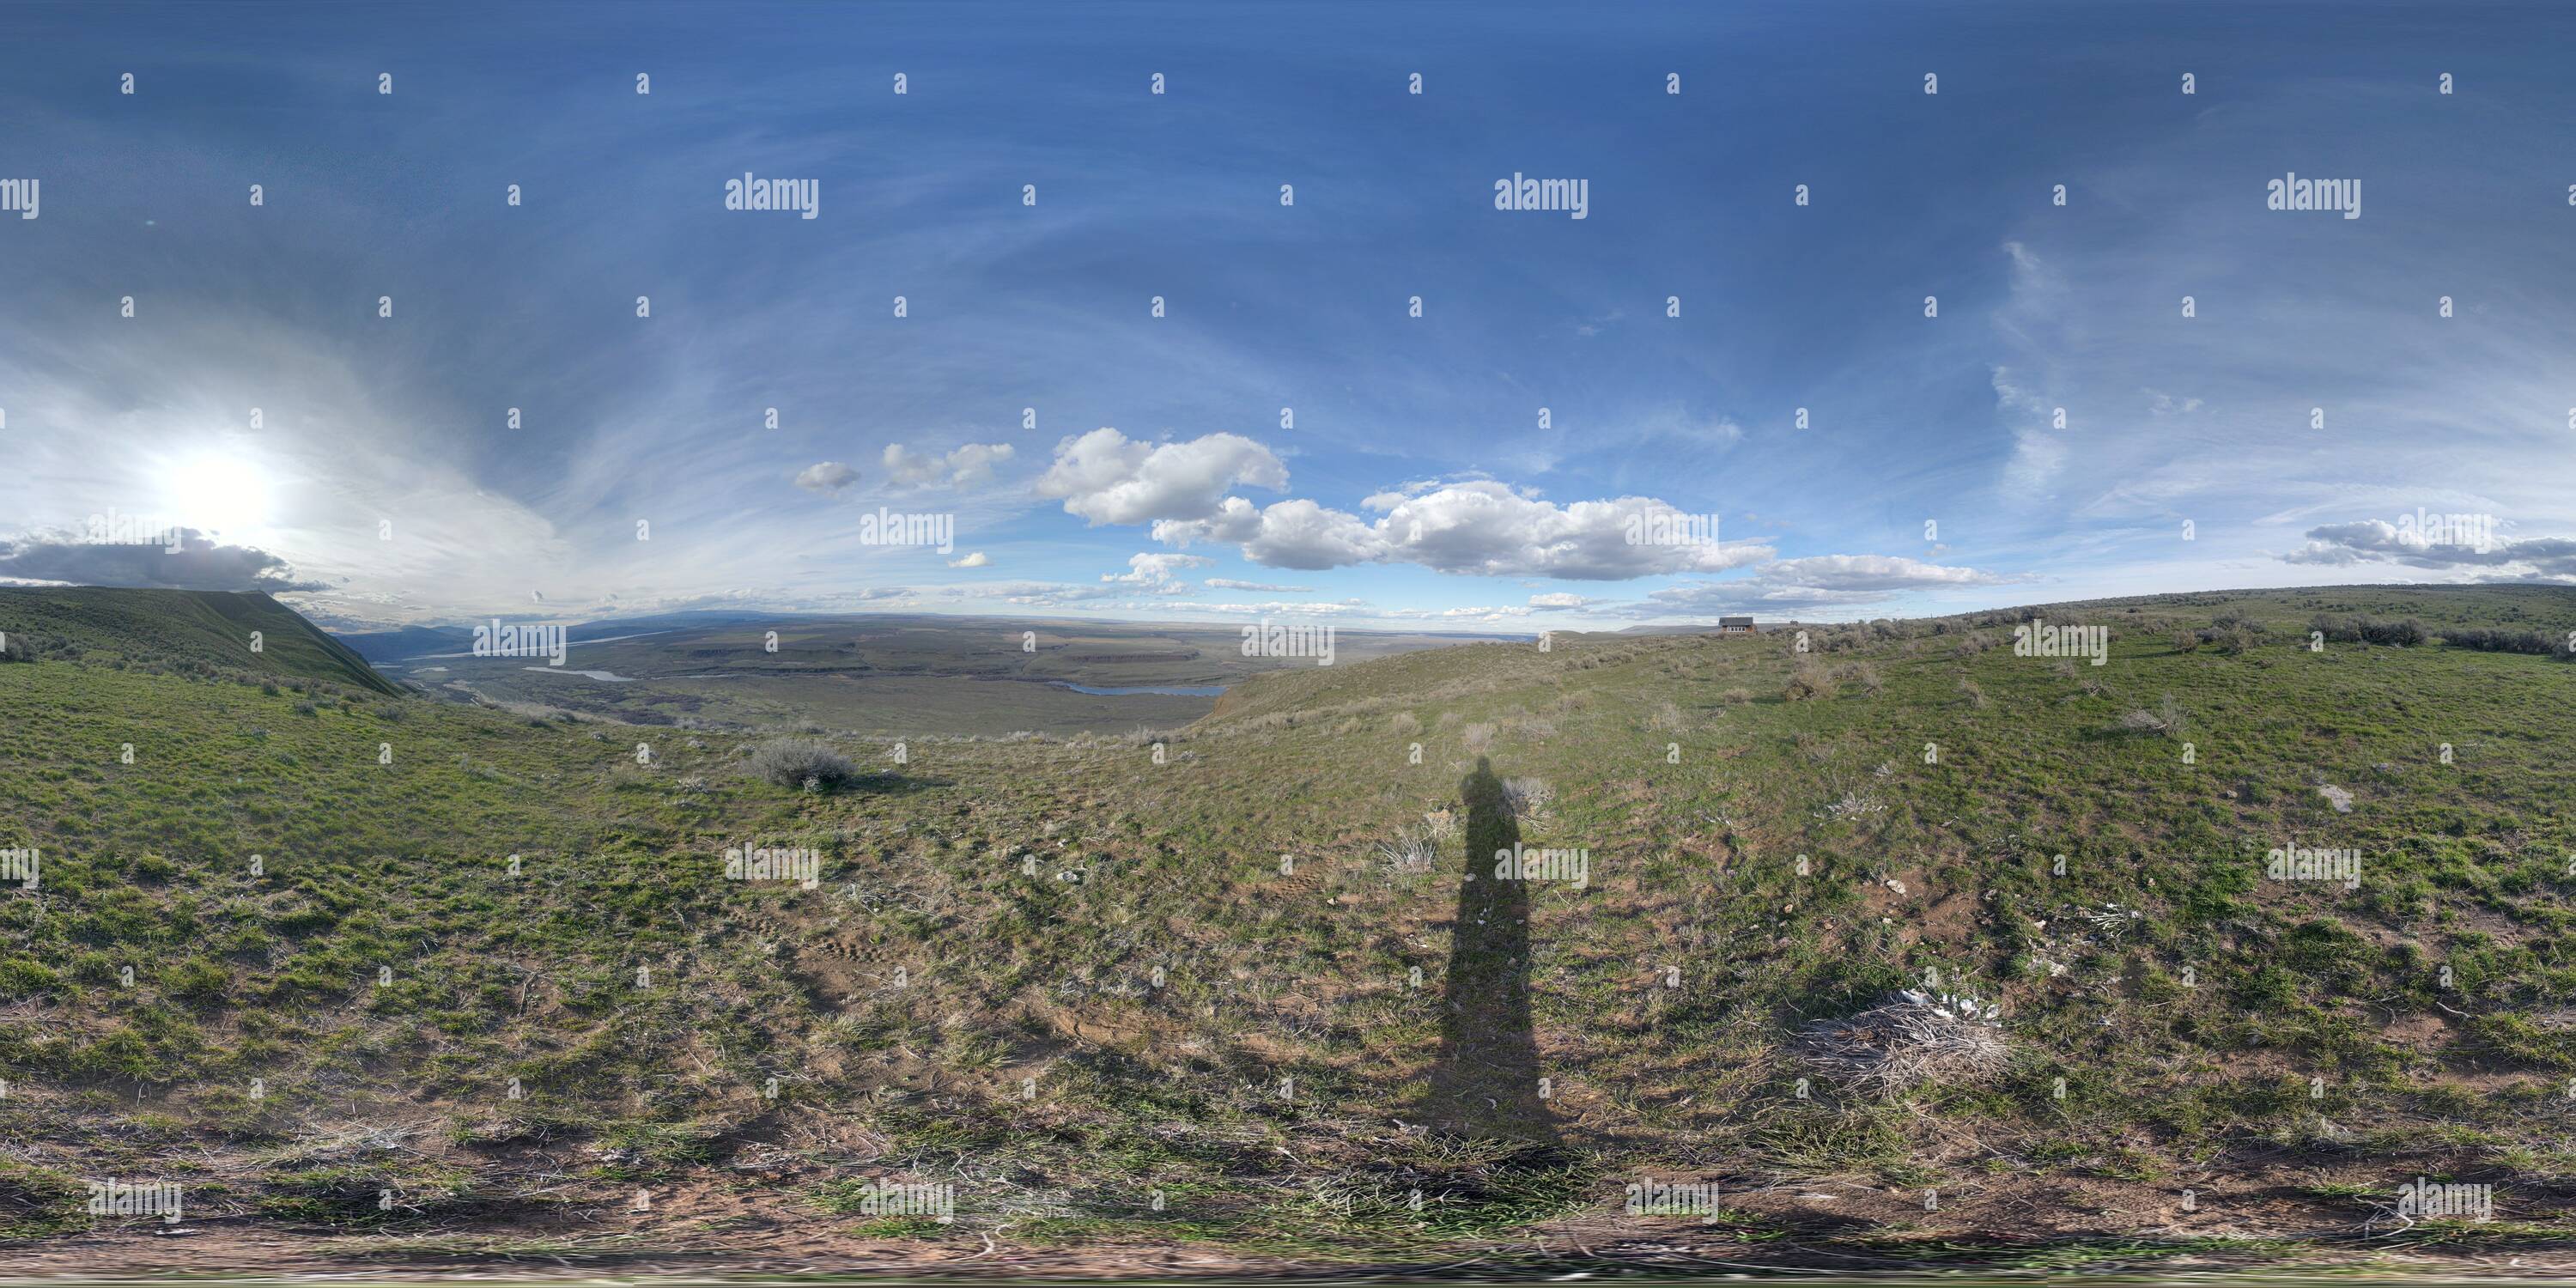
[0,587,399,696]
[3,585,2573,1272]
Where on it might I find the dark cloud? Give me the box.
[2283,519,2576,577]
[1614,555,2018,617]
[0,529,326,592]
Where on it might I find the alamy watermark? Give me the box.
[725,842,820,889]
[1242,617,1334,666]
[1624,509,1720,548]
[0,847,35,890]
[724,172,818,219]
[1493,172,1588,220]
[472,619,568,666]
[2267,841,2361,891]
[2396,1176,2493,1222]
[2014,617,2106,666]
[2394,507,2494,554]
[1625,1178,1720,1216]
[84,509,185,552]
[844,1179,954,1223]
[0,177,36,220]
[857,507,954,554]
[88,1178,181,1224]
[2267,172,2359,219]
[1492,841,1589,890]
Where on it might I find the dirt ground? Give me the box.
[12,1166,2576,1282]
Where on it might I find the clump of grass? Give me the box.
[1500,776,1553,825]
[1784,661,1833,701]
[744,738,859,791]
[1421,807,1459,843]
[1834,661,1884,696]
[1819,775,1886,820]
[2312,613,2427,647]
[2444,626,2557,656]
[0,1158,88,1239]
[2206,622,2265,655]
[1296,1139,1598,1239]
[2112,693,2187,738]
[1801,991,2012,1097]
[1375,829,1438,881]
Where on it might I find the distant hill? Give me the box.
[1618,621,1792,635]
[335,608,781,662]
[0,586,401,695]
[331,622,474,663]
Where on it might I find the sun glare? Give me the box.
[164,453,272,538]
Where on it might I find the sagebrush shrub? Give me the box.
[744,738,859,791]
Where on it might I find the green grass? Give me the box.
[3,583,2575,1265]
[0,586,399,695]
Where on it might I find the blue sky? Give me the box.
[5,1,2576,630]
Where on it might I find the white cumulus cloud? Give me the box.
[1036,428,1288,525]
[1157,479,1772,580]
[1103,551,1214,592]
[793,461,858,493]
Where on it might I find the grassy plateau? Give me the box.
[1,583,2573,1275]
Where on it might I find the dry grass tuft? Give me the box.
[1500,776,1554,826]
[1800,991,2011,1096]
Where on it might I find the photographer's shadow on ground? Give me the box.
[1421,756,1558,1144]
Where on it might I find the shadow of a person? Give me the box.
[1423,756,1557,1142]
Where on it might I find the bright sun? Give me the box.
[165,454,273,538]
